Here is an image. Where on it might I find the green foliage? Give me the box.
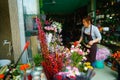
[71,52,83,67]
[78,63,85,72]
[33,53,43,66]
[12,69,21,76]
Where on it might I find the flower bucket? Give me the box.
[95,60,104,69]
[0,59,11,66]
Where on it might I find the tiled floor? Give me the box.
[92,65,118,80]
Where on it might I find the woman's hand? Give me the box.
[88,40,94,46]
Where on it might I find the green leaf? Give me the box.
[33,53,43,66]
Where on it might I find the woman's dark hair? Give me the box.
[82,16,92,24]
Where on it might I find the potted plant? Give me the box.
[12,69,21,80]
[33,53,43,66]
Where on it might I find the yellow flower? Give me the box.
[84,62,91,66]
[86,66,93,69]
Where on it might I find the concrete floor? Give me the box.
[92,65,118,80]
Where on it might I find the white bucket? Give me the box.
[0,59,11,66]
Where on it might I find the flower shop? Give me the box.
[0,16,117,80]
[0,0,120,80]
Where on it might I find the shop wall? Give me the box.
[0,0,13,60]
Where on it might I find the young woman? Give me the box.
[78,16,102,67]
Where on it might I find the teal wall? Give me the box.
[42,0,89,14]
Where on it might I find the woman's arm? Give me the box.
[78,37,83,43]
[88,26,102,45]
[94,27,102,42]
[88,38,100,46]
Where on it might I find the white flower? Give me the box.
[78,62,82,65]
[83,56,87,60]
[71,45,74,48]
[84,67,88,71]
[84,52,88,55]
[71,50,74,53]
[75,71,80,75]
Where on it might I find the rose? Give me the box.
[20,64,30,71]
[0,74,4,79]
[74,41,79,47]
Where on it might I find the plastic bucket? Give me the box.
[95,60,104,69]
[0,59,11,66]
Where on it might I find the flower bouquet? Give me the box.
[44,26,56,33]
[70,45,89,72]
[42,54,64,80]
[20,64,31,80]
[54,65,95,80]
[111,51,120,80]
[111,51,120,63]
[96,47,111,60]
[44,21,63,49]
[111,51,120,69]
[96,47,110,68]
[51,21,62,33]
[71,51,84,67]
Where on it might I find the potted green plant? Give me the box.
[11,68,21,80]
[33,53,43,66]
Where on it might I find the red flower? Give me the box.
[20,64,30,71]
[74,41,79,47]
[36,18,64,80]
[55,75,62,80]
[112,51,120,61]
[69,76,76,79]
[0,74,4,79]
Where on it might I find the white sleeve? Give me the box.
[94,27,102,41]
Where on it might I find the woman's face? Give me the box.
[82,19,90,28]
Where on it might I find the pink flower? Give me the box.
[66,66,72,70]
[54,28,57,32]
[71,48,84,55]
[87,49,90,53]
[77,49,84,55]
[73,67,79,72]
[96,48,110,60]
